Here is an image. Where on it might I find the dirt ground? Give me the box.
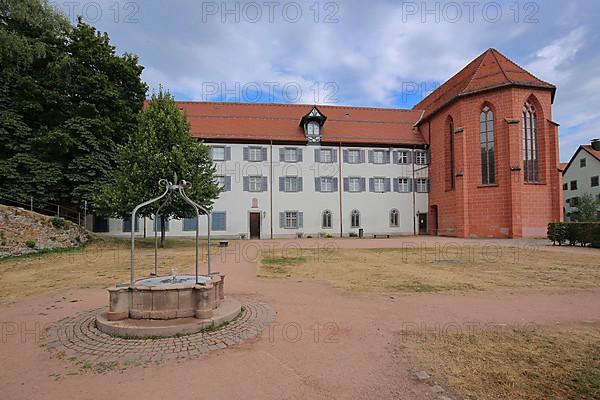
[0,237,599,400]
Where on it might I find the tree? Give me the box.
[0,0,147,214]
[94,88,221,246]
[573,193,599,222]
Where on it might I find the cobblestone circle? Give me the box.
[44,298,275,365]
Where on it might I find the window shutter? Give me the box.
[393,178,399,192]
[360,177,366,192]
[279,177,285,192]
[225,147,231,161]
[225,176,232,191]
[425,149,430,164]
[297,177,303,192]
[369,177,375,192]
[385,151,391,164]
[384,178,391,192]
[343,177,349,192]
[279,148,285,162]
[208,147,213,159]
[427,178,431,193]
[297,148,303,162]
[243,147,249,161]
[314,177,321,192]
[261,176,268,192]
[298,212,304,228]
[392,151,399,164]
[314,149,320,163]
[261,147,268,161]
[359,150,365,163]
[368,150,374,163]
[407,151,412,164]
[343,149,349,163]
[332,149,338,163]
[279,212,285,228]
[413,179,417,192]
[332,177,338,192]
[408,178,413,192]
[243,176,249,191]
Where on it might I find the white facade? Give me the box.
[96,143,429,238]
[562,145,600,221]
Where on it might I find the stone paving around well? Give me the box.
[44,298,275,366]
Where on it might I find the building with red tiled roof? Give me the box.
[562,140,600,221]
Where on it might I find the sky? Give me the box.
[52,0,600,161]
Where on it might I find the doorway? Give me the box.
[249,212,261,239]
[418,213,428,235]
[429,205,438,235]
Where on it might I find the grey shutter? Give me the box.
[279,148,285,162]
[359,150,365,163]
[343,177,349,192]
[368,150,374,163]
[393,178,399,192]
[208,147,213,159]
[314,177,321,192]
[243,176,249,191]
[427,178,431,193]
[332,177,338,192]
[297,148,303,162]
[243,147,249,161]
[314,149,320,163]
[225,176,232,191]
[392,151,399,164]
[279,212,285,228]
[343,149,349,163]
[298,212,304,228]
[297,177,303,192]
[407,151,413,164]
[279,177,285,192]
[385,151,391,164]
[225,147,232,161]
[262,147,268,162]
[413,178,418,192]
[360,177,366,192]
[425,149,430,164]
[332,149,338,163]
[408,178,413,192]
[384,178,391,192]
[369,177,375,192]
[261,176,268,192]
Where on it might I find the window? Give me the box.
[215,175,226,188]
[390,209,399,227]
[397,178,410,193]
[211,146,226,161]
[248,176,263,192]
[396,151,409,164]
[415,178,428,193]
[319,149,333,163]
[322,210,332,229]
[351,210,360,228]
[373,150,385,164]
[592,176,599,187]
[580,158,587,168]
[282,147,299,162]
[183,217,197,231]
[285,211,298,229]
[571,197,580,207]
[320,177,335,192]
[307,121,320,138]
[348,177,361,192]
[570,180,578,190]
[347,149,361,163]
[415,151,427,165]
[522,101,539,182]
[153,216,169,232]
[284,176,299,192]
[480,106,495,185]
[93,216,109,233]
[373,177,385,193]
[245,146,265,162]
[448,119,455,189]
[122,216,139,233]
[563,183,568,191]
[211,212,226,231]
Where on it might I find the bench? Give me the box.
[373,234,390,239]
[218,240,229,247]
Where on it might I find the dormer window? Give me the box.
[300,106,326,143]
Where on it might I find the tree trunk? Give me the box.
[160,217,166,248]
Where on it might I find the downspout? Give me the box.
[338,142,343,238]
[412,145,416,236]
[270,140,273,239]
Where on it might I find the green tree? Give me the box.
[94,88,221,246]
[573,193,599,222]
[0,0,147,214]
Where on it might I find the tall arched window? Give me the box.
[448,118,455,189]
[322,210,332,229]
[522,101,538,182]
[351,210,360,228]
[480,105,495,184]
[390,209,399,227]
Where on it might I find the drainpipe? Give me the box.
[270,140,273,239]
[338,142,343,238]
[412,145,416,236]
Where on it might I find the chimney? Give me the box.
[592,139,600,151]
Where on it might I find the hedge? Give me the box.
[548,222,600,248]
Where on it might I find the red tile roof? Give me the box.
[582,145,600,162]
[413,48,555,122]
[177,102,425,146]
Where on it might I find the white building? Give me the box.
[562,139,600,221]
[92,103,429,238]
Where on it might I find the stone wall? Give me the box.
[0,205,89,258]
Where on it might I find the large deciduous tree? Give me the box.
[94,89,221,246]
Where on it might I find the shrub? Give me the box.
[349,232,358,238]
[25,239,36,249]
[548,222,600,247]
[51,217,66,228]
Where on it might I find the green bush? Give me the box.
[25,239,36,249]
[51,217,66,229]
[548,222,600,247]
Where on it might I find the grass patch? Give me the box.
[402,327,600,400]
